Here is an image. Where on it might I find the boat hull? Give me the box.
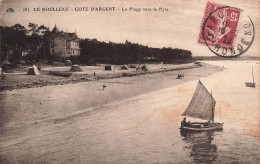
[245,82,255,87]
[49,71,72,77]
[180,122,223,131]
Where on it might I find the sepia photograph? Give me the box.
[0,0,259,163]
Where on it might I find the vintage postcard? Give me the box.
[0,0,259,163]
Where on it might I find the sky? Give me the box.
[0,0,259,56]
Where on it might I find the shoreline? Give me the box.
[0,62,202,91]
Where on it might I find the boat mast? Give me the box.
[252,66,254,83]
[211,90,214,122]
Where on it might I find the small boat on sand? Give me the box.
[176,74,184,79]
[245,66,256,88]
[180,80,223,131]
[49,71,72,77]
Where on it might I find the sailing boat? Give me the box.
[180,80,223,131]
[245,66,256,87]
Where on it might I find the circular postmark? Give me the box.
[202,6,255,58]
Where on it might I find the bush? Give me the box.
[47,60,54,65]
[49,53,65,62]
[70,56,81,65]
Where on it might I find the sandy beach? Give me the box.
[0,62,199,91]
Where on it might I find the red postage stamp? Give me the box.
[198,2,241,49]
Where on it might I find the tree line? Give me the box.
[79,39,192,64]
[1,23,192,65]
[0,23,50,64]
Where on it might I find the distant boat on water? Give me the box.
[245,66,256,88]
[180,80,223,131]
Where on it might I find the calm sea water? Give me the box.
[76,60,259,163]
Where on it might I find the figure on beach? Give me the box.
[103,85,107,90]
[204,120,212,126]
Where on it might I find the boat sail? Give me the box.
[182,80,215,121]
[245,66,256,87]
[181,80,223,131]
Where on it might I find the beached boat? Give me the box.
[176,74,184,79]
[180,80,223,131]
[49,71,72,77]
[245,67,255,88]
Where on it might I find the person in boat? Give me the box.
[181,118,192,127]
[204,120,212,126]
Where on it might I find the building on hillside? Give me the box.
[48,25,80,58]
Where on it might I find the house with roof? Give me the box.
[48,25,80,58]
